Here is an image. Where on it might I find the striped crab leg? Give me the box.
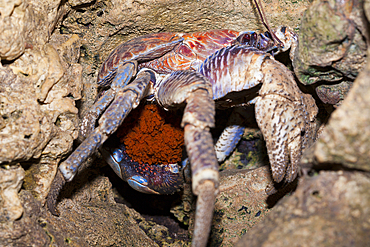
[155,70,218,247]
[47,65,154,215]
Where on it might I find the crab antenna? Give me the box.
[253,0,283,47]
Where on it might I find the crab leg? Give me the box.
[215,108,248,162]
[47,67,153,214]
[184,107,247,165]
[60,67,151,181]
[184,92,218,247]
[80,61,138,138]
[156,70,218,247]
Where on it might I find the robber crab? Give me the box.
[46,25,318,246]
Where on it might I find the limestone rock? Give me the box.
[0,164,25,221]
[0,175,160,246]
[235,171,370,247]
[293,0,367,106]
[313,50,370,171]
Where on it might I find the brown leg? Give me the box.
[156,71,218,247]
[46,170,65,216]
[192,180,216,247]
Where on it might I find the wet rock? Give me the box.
[293,0,367,106]
[235,170,370,247]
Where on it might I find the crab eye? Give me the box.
[242,34,251,44]
[252,32,257,40]
[236,33,251,45]
[235,32,262,46]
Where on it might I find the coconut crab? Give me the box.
[46,25,318,246]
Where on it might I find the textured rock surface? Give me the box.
[293,0,367,106]
[209,167,273,246]
[0,162,276,246]
[0,0,82,223]
[0,0,27,60]
[235,171,370,247]
[0,34,83,203]
[300,0,370,172]
[1,35,81,164]
[0,164,25,221]
[20,34,82,202]
[0,173,162,246]
[0,0,67,60]
[311,49,370,172]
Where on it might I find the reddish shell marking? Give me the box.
[140,30,240,73]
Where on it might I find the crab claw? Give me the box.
[255,58,318,183]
